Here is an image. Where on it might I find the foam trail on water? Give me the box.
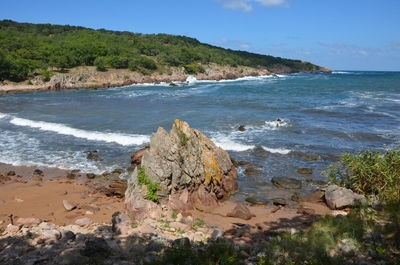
[211,133,291,154]
[9,117,149,146]
[0,113,8,119]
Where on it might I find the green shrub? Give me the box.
[177,130,189,146]
[94,56,108,71]
[40,69,54,81]
[184,63,205,74]
[137,166,161,202]
[324,150,400,204]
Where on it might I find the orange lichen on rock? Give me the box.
[201,149,223,186]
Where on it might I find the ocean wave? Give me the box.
[9,116,149,146]
[211,133,291,154]
[0,113,9,119]
[332,71,351,74]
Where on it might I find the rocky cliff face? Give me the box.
[125,120,238,220]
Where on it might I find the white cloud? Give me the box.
[219,0,288,12]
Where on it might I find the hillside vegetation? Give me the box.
[0,20,324,82]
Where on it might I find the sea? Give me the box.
[1,71,399,201]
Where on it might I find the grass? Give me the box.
[137,166,161,202]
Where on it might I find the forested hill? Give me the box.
[0,20,326,82]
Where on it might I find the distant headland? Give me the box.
[0,20,332,93]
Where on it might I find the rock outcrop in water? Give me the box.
[125,120,238,220]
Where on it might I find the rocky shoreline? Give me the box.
[0,120,369,265]
[0,64,332,94]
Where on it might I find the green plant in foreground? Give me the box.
[324,150,400,205]
[137,166,161,202]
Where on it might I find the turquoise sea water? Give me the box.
[0,71,399,200]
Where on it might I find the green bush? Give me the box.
[184,63,205,74]
[94,56,108,71]
[40,69,54,81]
[324,150,400,204]
[137,166,161,202]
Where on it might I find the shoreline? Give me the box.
[0,64,333,94]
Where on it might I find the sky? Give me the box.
[1,0,399,71]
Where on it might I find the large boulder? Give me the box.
[324,185,366,209]
[125,120,238,220]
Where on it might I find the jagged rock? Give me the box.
[41,229,62,240]
[238,125,246,131]
[125,120,238,220]
[112,212,132,235]
[130,146,149,166]
[7,171,16,176]
[227,204,255,220]
[271,177,302,189]
[5,224,20,233]
[324,185,366,209]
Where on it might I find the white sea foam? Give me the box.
[9,117,149,146]
[332,71,351,74]
[0,113,8,119]
[264,119,289,129]
[211,133,291,154]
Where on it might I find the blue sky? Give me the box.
[1,0,399,71]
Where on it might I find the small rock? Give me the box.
[272,198,287,206]
[86,173,96,179]
[271,177,302,189]
[211,228,223,239]
[14,197,24,203]
[324,185,366,209]
[245,196,269,206]
[176,213,183,222]
[7,171,16,176]
[0,199,5,204]
[63,200,78,211]
[56,248,90,265]
[296,168,313,175]
[112,212,132,235]
[75,217,93,226]
[86,151,102,161]
[41,229,62,240]
[130,146,149,166]
[61,230,76,241]
[173,237,191,248]
[82,238,110,258]
[297,207,316,215]
[33,169,43,176]
[238,125,246,131]
[227,204,256,220]
[5,224,20,233]
[16,217,41,226]
[38,222,57,230]
[244,168,262,177]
